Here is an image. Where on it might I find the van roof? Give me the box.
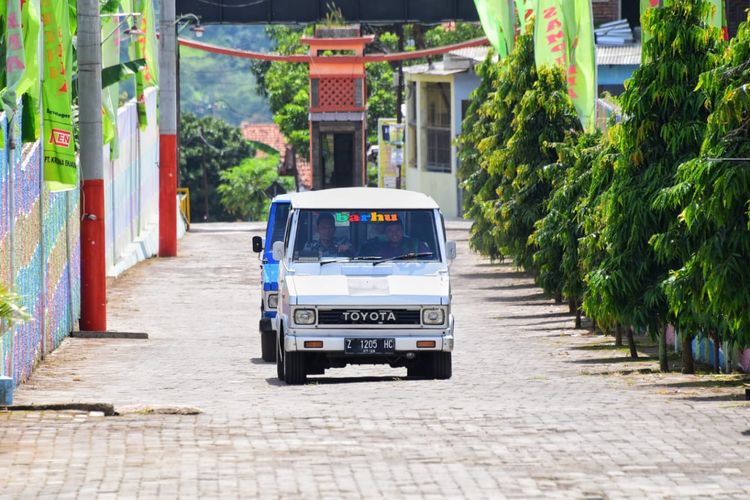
[271,193,293,203]
[289,187,440,210]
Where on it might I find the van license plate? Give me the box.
[344,338,395,354]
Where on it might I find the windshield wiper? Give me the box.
[319,257,351,266]
[373,252,433,266]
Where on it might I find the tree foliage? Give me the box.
[179,113,257,222]
[532,130,602,312]
[586,0,723,350]
[217,154,294,221]
[457,28,538,260]
[492,64,581,271]
[655,12,750,350]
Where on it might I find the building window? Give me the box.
[425,82,451,173]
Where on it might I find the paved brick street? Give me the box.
[1,222,749,498]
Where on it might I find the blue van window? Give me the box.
[270,203,290,245]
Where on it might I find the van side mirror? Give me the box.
[252,236,264,253]
[272,241,285,261]
[446,240,457,261]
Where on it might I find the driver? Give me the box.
[379,220,431,258]
[302,212,353,258]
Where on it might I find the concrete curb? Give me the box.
[70,331,149,339]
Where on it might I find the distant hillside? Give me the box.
[179,25,273,126]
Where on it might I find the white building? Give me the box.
[403,48,486,218]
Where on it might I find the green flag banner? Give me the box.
[569,0,596,130]
[41,0,76,192]
[2,0,26,113]
[534,0,568,69]
[473,0,515,58]
[131,0,158,129]
[515,0,534,31]
[534,0,596,130]
[102,12,120,156]
[21,0,41,142]
[707,0,728,39]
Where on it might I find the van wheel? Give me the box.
[284,351,307,385]
[276,330,285,381]
[432,352,452,380]
[261,331,276,362]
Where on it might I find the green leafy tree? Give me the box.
[217,154,294,221]
[457,28,538,260]
[654,12,750,373]
[179,113,257,222]
[491,64,581,272]
[456,53,503,259]
[586,0,722,372]
[531,130,601,325]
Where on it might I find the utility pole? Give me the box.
[159,0,178,256]
[78,0,107,331]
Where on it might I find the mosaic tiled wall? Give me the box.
[1,89,158,386]
[0,107,81,385]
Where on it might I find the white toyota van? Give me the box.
[271,187,456,384]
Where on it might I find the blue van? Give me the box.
[252,194,292,362]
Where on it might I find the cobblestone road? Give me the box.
[1,222,749,498]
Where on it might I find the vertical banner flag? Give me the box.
[473,0,515,58]
[569,0,596,130]
[21,0,41,142]
[707,0,728,40]
[534,0,596,130]
[102,12,120,156]
[41,0,76,191]
[131,0,159,129]
[2,0,26,112]
[515,0,535,32]
[534,0,569,70]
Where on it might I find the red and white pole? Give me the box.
[78,0,107,331]
[159,0,178,256]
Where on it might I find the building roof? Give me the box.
[290,187,440,210]
[442,43,642,67]
[448,46,492,63]
[403,61,470,76]
[596,44,641,65]
[241,122,312,190]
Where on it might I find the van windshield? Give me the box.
[291,209,440,262]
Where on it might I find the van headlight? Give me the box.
[294,309,316,325]
[422,308,445,325]
[267,293,278,309]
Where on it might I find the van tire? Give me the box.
[261,331,276,362]
[276,330,285,381]
[432,352,452,380]
[284,351,307,385]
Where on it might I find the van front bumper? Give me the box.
[284,317,454,353]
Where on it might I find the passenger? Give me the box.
[302,212,353,258]
[379,220,431,259]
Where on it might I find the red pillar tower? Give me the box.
[302,26,374,189]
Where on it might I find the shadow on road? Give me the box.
[250,358,270,365]
[456,271,531,280]
[569,356,658,365]
[483,292,551,303]
[266,376,410,386]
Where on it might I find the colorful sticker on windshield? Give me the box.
[335,212,399,223]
